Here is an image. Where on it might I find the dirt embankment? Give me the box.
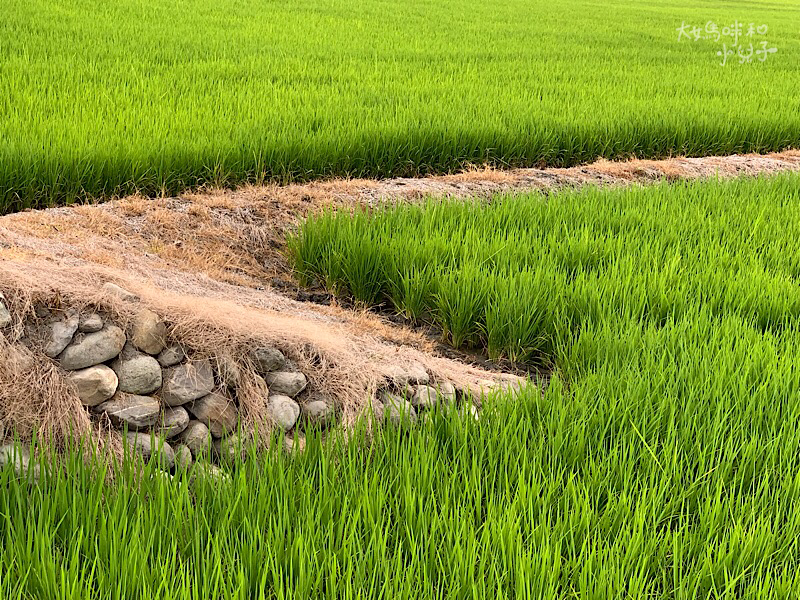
[1,150,798,444]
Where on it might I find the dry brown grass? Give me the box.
[2,150,799,445]
[0,256,512,447]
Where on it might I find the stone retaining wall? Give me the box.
[0,287,492,476]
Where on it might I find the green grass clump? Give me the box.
[5,386,800,599]
[290,174,800,364]
[290,174,800,595]
[2,0,800,212]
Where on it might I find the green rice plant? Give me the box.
[7,366,800,596]
[339,229,387,306]
[434,263,489,349]
[290,174,800,368]
[3,0,800,212]
[484,269,559,363]
[389,265,437,323]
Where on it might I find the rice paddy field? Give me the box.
[5,175,800,597]
[5,0,800,597]
[2,0,800,212]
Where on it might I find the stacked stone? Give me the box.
[254,346,337,453]
[371,362,475,425]
[41,300,330,471]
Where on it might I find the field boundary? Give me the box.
[293,150,800,205]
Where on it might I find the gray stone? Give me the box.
[410,385,442,410]
[215,353,241,389]
[102,282,139,302]
[367,398,385,425]
[213,432,247,464]
[381,392,417,426]
[124,432,174,469]
[111,347,162,395]
[59,326,126,370]
[0,292,11,328]
[192,463,230,482]
[265,371,307,398]
[157,345,185,368]
[131,308,167,355]
[0,444,39,479]
[283,433,306,454]
[268,395,300,431]
[252,373,270,395]
[68,365,118,407]
[157,407,190,439]
[406,362,430,385]
[179,420,213,457]
[173,444,193,470]
[302,400,336,428]
[474,377,528,403]
[188,392,238,438]
[161,360,214,406]
[438,381,457,403]
[78,313,104,333]
[44,314,80,358]
[97,393,160,430]
[384,365,411,388]
[253,346,286,373]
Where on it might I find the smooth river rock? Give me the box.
[68,365,118,406]
[268,395,300,431]
[179,420,213,457]
[97,393,160,430]
[44,314,79,358]
[172,444,193,469]
[0,444,39,479]
[157,407,190,439]
[161,360,214,406]
[302,400,336,428]
[410,385,442,410]
[157,345,185,368]
[188,392,238,438]
[78,313,104,333]
[438,381,457,403]
[381,392,417,426]
[131,308,167,355]
[111,346,162,395]
[265,371,307,398]
[215,353,241,389]
[406,362,430,385]
[213,432,247,464]
[125,432,174,469]
[253,346,286,373]
[58,326,126,371]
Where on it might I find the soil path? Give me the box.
[1,150,798,371]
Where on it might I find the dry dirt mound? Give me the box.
[1,150,798,450]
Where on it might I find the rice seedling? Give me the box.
[435,264,489,348]
[291,174,800,364]
[6,350,800,597]
[286,173,800,595]
[2,0,800,212]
